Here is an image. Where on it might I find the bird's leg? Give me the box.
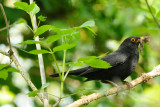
[122,81,133,90]
[105,80,119,87]
[104,80,121,95]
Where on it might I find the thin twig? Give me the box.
[0,24,13,32]
[66,65,160,107]
[53,98,62,107]
[0,3,12,51]
[29,0,49,106]
[145,0,160,28]
[0,49,44,102]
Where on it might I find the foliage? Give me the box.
[0,0,160,107]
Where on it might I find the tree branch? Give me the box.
[0,24,13,32]
[0,3,12,51]
[0,49,44,102]
[145,0,160,28]
[29,0,49,106]
[66,64,160,107]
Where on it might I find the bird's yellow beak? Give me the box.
[136,36,146,43]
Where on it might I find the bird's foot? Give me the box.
[122,81,133,90]
[104,80,121,96]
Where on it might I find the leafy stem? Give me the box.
[47,47,62,80]
[62,50,66,80]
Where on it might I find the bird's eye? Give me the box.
[131,38,135,42]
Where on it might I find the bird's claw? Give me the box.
[122,81,133,90]
[104,80,121,95]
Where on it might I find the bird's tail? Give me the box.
[50,67,88,77]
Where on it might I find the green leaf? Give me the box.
[14,2,29,12]
[41,83,50,89]
[74,62,84,66]
[31,4,40,16]
[0,64,8,70]
[35,25,53,37]
[38,15,47,21]
[85,26,96,35]
[27,90,40,97]
[80,20,95,28]
[53,43,76,52]
[66,62,83,66]
[28,2,35,13]
[83,59,111,69]
[61,28,74,35]
[65,62,74,66]
[7,67,19,73]
[0,69,8,80]
[78,56,98,62]
[18,40,44,45]
[29,50,49,55]
[72,32,80,38]
[16,19,26,24]
[46,35,62,44]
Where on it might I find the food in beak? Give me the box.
[139,36,150,53]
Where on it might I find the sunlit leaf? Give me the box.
[16,19,26,24]
[85,26,96,35]
[0,64,8,70]
[80,20,95,28]
[14,2,29,12]
[65,62,74,66]
[46,35,62,44]
[28,2,35,13]
[83,59,111,69]
[27,90,40,97]
[29,50,49,55]
[35,25,53,37]
[38,15,47,21]
[53,43,76,52]
[78,56,98,62]
[61,28,74,35]
[41,83,50,89]
[74,62,84,66]
[18,40,44,45]
[71,32,80,38]
[31,4,40,16]
[7,67,19,73]
[0,69,8,80]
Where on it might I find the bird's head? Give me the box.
[119,36,145,52]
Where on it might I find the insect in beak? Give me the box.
[139,36,150,53]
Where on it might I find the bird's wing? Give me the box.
[80,51,129,75]
[101,51,129,66]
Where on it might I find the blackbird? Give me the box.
[51,36,145,85]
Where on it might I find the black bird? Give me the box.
[51,36,144,85]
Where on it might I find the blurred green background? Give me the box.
[0,0,160,107]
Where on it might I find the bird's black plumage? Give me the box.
[50,36,141,83]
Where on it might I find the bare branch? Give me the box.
[53,98,62,107]
[66,65,160,107]
[29,0,49,106]
[0,49,44,102]
[0,24,13,32]
[0,3,12,51]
